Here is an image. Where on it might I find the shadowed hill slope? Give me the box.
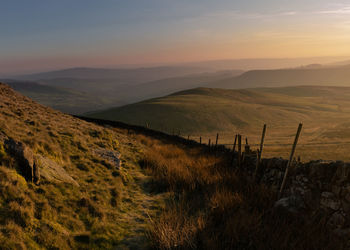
[2,80,106,114]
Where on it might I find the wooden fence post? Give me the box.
[199,137,202,145]
[238,134,242,168]
[254,124,267,180]
[231,134,238,165]
[245,137,250,154]
[233,134,238,153]
[208,139,211,148]
[214,133,219,158]
[279,123,303,198]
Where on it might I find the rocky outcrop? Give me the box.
[34,155,79,186]
[4,137,36,183]
[93,148,121,170]
[1,135,78,186]
[0,132,7,142]
[33,159,40,185]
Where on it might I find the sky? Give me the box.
[1,0,350,75]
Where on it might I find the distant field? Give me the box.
[191,130,350,162]
[88,86,350,161]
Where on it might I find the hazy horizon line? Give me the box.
[2,54,350,78]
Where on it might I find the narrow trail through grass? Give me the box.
[113,136,168,249]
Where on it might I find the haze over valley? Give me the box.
[3,59,350,114]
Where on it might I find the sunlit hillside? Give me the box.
[88,86,350,161]
[0,82,167,248]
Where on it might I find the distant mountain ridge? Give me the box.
[207,64,350,89]
[178,56,350,71]
[15,66,212,84]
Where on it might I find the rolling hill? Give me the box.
[88,86,350,132]
[207,64,350,89]
[87,86,350,160]
[1,80,106,114]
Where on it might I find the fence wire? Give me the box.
[182,135,350,147]
[219,142,350,147]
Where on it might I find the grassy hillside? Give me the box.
[0,82,170,248]
[207,64,350,89]
[88,86,350,161]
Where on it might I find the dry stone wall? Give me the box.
[256,158,350,240]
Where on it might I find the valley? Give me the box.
[2,67,243,114]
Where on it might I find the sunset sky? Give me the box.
[1,0,350,74]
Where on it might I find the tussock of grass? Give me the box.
[140,138,220,193]
[147,201,206,249]
[0,143,6,161]
[137,135,344,250]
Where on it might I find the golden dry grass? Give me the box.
[136,134,345,250]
